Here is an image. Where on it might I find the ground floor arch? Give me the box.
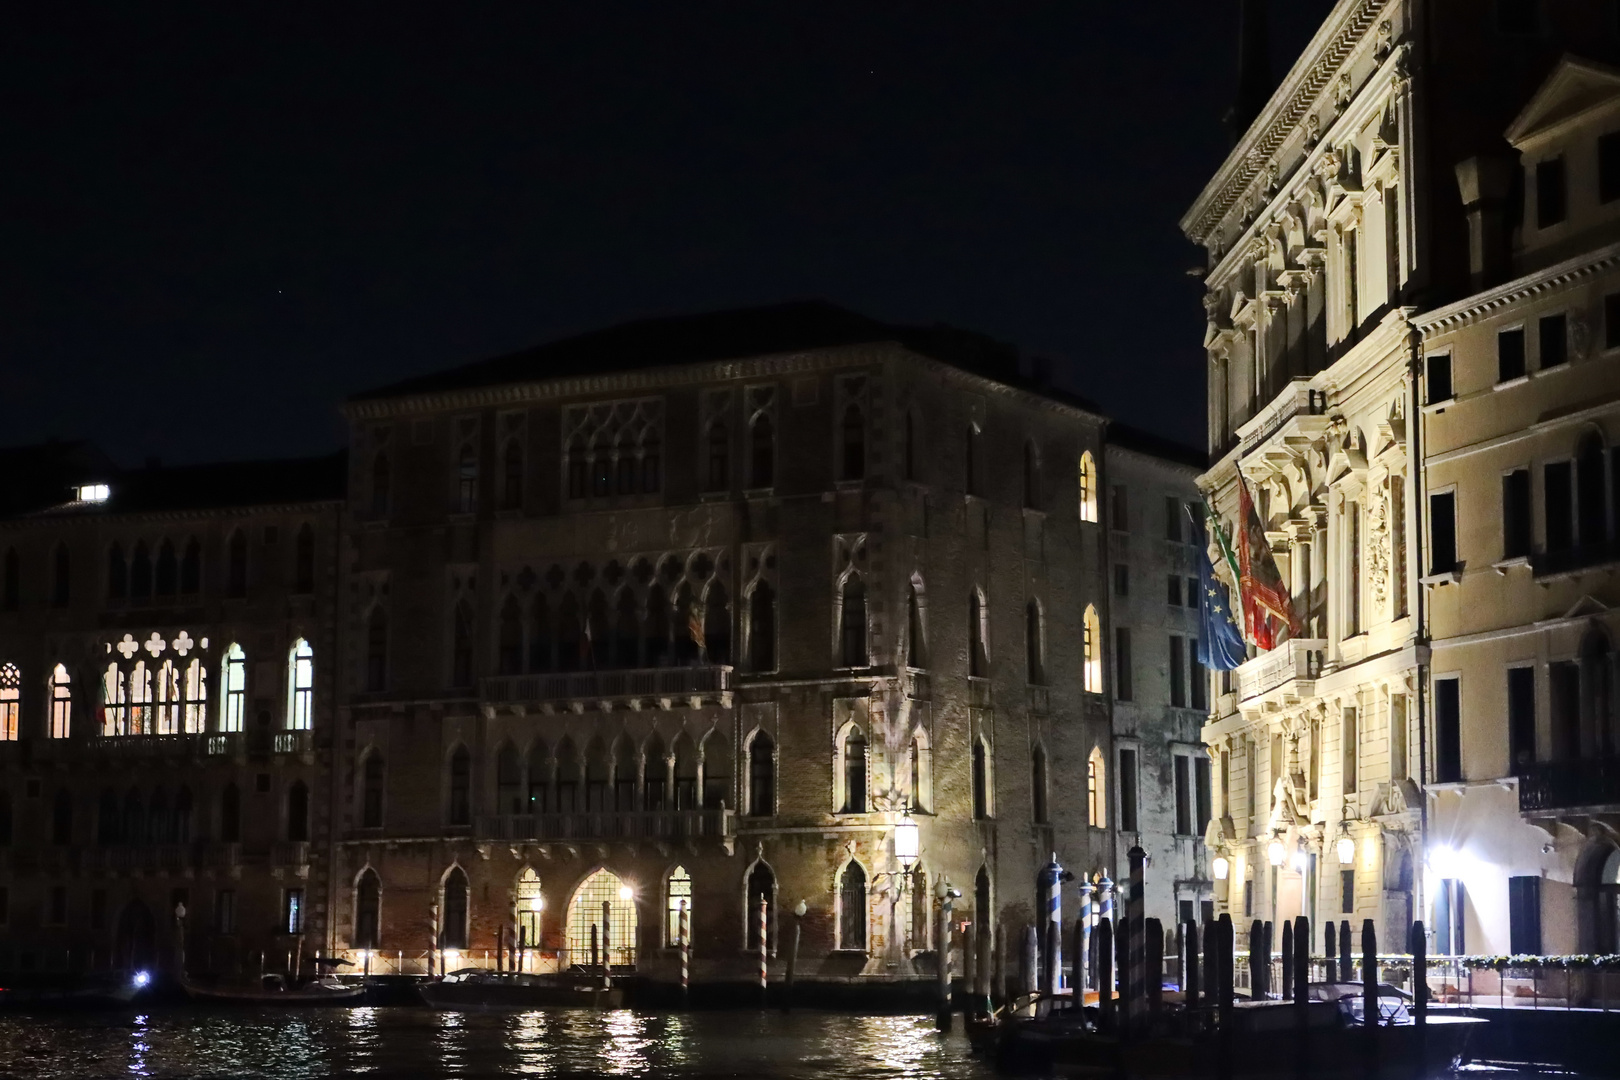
[566,867,638,968]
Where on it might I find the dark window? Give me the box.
[1498,327,1526,382]
[1537,158,1567,227]
[1121,748,1146,835]
[1602,133,1620,204]
[502,440,523,509]
[1166,496,1183,541]
[1243,879,1254,918]
[750,583,777,671]
[1503,469,1532,559]
[1607,293,1620,350]
[1191,641,1208,711]
[1435,678,1462,783]
[219,783,240,843]
[447,748,471,826]
[838,862,867,951]
[1110,485,1129,531]
[1032,745,1048,824]
[964,425,979,496]
[1114,565,1129,596]
[1551,660,1580,760]
[1114,627,1132,702]
[1509,875,1543,955]
[1545,461,1574,552]
[1508,667,1537,769]
[456,446,478,513]
[1170,634,1186,707]
[968,593,988,678]
[52,790,72,845]
[1168,576,1183,606]
[905,584,924,668]
[286,782,309,842]
[1427,353,1453,404]
[840,405,865,481]
[1343,707,1360,792]
[641,435,661,493]
[226,530,247,598]
[842,729,867,813]
[1025,600,1044,685]
[355,872,380,948]
[155,540,176,596]
[1539,314,1568,370]
[903,412,917,482]
[566,439,587,500]
[497,597,523,675]
[180,539,201,594]
[971,740,989,820]
[1341,869,1355,914]
[1578,436,1608,547]
[1174,755,1193,835]
[750,416,774,488]
[748,733,774,817]
[1195,756,1212,834]
[52,545,69,607]
[839,577,867,668]
[439,870,467,949]
[706,422,729,491]
[362,752,384,828]
[615,438,636,495]
[1429,491,1457,572]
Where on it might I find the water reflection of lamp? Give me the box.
[1213,856,1230,880]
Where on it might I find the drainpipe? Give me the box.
[1408,321,1429,935]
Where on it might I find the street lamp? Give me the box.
[1213,855,1230,880]
[895,812,919,871]
[1337,835,1355,866]
[1267,839,1285,867]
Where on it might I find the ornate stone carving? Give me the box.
[1375,19,1392,61]
[1304,113,1321,150]
[1366,480,1390,611]
[1336,72,1353,108]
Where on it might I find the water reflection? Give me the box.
[0,1008,996,1080]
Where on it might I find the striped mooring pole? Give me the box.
[758,895,769,1005]
[1078,878,1095,994]
[1038,853,1071,1001]
[679,900,690,1004]
[1127,846,1147,1024]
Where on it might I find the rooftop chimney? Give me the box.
[1223,0,1274,146]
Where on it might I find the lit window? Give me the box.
[221,644,246,733]
[127,661,152,735]
[666,865,692,946]
[101,663,125,737]
[50,664,70,739]
[287,639,314,730]
[1082,605,1103,693]
[1087,746,1107,828]
[155,659,180,735]
[183,658,207,735]
[0,663,18,741]
[284,888,304,934]
[76,484,110,503]
[1078,452,1098,523]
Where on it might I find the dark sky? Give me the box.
[2,2,1335,466]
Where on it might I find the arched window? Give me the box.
[361,750,385,828]
[149,788,171,844]
[839,576,868,668]
[701,731,731,809]
[51,545,69,607]
[107,543,127,600]
[101,663,126,737]
[586,590,609,668]
[643,586,668,668]
[667,865,693,947]
[1082,605,1103,693]
[969,592,989,678]
[615,432,636,495]
[1023,440,1040,509]
[1087,746,1107,828]
[2,548,17,610]
[450,600,474,688]
[614,590,639,668]
[906,580,926,668]
[1078,451,1099,523]
[585,737,609,812]
[516,869,542,954]
[498,596,523,675]
[748,582,776,671]
[447,747,471,826]
[593,440,612,497]
[751,414,774,488]
[673,735,698,810]
[221,644,246,732]
[566,868,637,967]
[705,584,731,665]
[640,433,662,493]
[567,436,587,500]
[707,421,730,491]
[286,639,314,730]
[180,538,201,594]
[220,782,241,843]
[493,744,521,818]
[554,738,579,812]
[0,663,18,741]
[226,530,247,598]
[155,540,177,596]
[838,861,867,951]
[154,659,179,735]
[643,733,667,811]
[530,595,553,673]
[440,867,469,949]
[965,424,980,496]
[908,730,931,813]
[527,739,551,814]
[49,664,71,739]
[502,439,524,510]
[975,866,992,928]
[557,595,582,673]
[97,788,117,846]
[1026,599,1045,685]
[972,738,990,820]
[841,726,867,813]
[903,411,917,482]
[365,608,388,692]
[182,658,206,734]
[52,789,72,845]
[1032,744,1049,824]
[123,788,145,846]
[287,781,309,841]
[127,660,152,735]
[456,445,478,514]
[614,738,637,810]
[748,731,775,817]
[294,524,315,593]
[130,542,152,599]
[371,452,391,517]
[841,404,866,481]
[355,869,381,949]
[747,861,775,952]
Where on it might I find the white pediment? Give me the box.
[1505,55,1620,149]
[1563,594,1612,621]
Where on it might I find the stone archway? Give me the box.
[566,868,638,969]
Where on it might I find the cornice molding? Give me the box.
[1181,0,1392,245]
[1,499,345,532]
[1414,241,1620,333]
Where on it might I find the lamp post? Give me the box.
[879,812,920,970]
[784,899,807,1013]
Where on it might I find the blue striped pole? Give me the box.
[1079,879,1095,994]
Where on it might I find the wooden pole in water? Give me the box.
[980,924,994,1015]
[1095,916,1114,1032]
[1294,916,1310,1080]
[964,921,977,1016]
[1250,920,1264,998]
[1185,920,1200,1009]
[936,886,954,1031]
[1145,917,1163,1014]
[1281,919,1294,1001]
[1021,924,1039,1018]
[590,923,599,969]
[603,901,614,993]
[1410,920,1426,1079]
[993,922,1005,1009]
[757,895,768,1007]
[1339,920,1352,983]
[1325,921,1337,981]
[1217,915,1234,1080]
[1117,910,1133,1031]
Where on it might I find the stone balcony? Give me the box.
[1234,638,1326,711]
[479,665,733,715]
[474,808,735,850]
[1236,379,1330,462]
[1519,758,1620,815]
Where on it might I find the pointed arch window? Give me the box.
[130,542,152,600]
[496,744,523,815]
[355,869,381,949]
[706,421,730,491]
[182,658,206,734]
[155,540,177,596]
[1025,599,1046,685]
[747,861,775,952]
[841,727,868,813]
[286,639,314,730]
[0,663,18,741]
[838,861,867,951]
[972,738,991,820]
[456,445,478,514]
[49,664,71,739]
[615,433,637,495]
[557,595,582,673]
[450,600,474,688]
[908,730,931,813]
[1082,604,1103,693]
[666,865,693,947]
[839,575,868,668]
[530,595,553,673]
[127,660,152,735]
[371,452,391,517]
[1032,744,1049,824]
[701,731,730,809]
[498,596,524,675]
[567,436,588,500]
[180,538,201,594]
[1079,451,1099,523]
[361,750,385,828]
[108,544,127,600]
[51,545,69,607]
[502,439,524,510]
[101,663,126,737]
[748,582,776,671]
[969,592,989,678]
[906,581,926,668]
[705,584,731,665]
[750,414,775,488]
[221,644,246,732]
[440,867,469,949]
[226,530,247,598]
[614,590,640,668]
[1087,746,1107,828]
[155,659,180,734]
[965,424,980,496]
[516,868,542,952]
[1023,441,1040,510]
[294,524,315,593]
[640,433,662,493]
[748,731,775,817]
[2,548,17,610]
[673,735,699,809]
[643,734,667,811]
[447,746,472,826]
[841,404,866,481]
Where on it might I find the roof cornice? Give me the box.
[2,498,345,531]
[1181,0,1392,245]
[1413,241,1620,333]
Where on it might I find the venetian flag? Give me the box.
[1237,480,1295,651]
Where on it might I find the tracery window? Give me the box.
[666,865,693,947]
[221,644,246,733]
[969,591,989,678]
[1082,604,1103,693]
[563,398,664,501]
[838,861,867,951]
[750,414,774,488]
[748,731,775,817]
[1079,451,1099,523]
[127,660,152,735]
[1025,599,1045,685]
[840,726,868,814]
[0,664,18,741]
[155,540,177,596]
[456,445,478,514]
[839,576,868,668]
[180,538,201,594]
[101,663,126,737]
[286,639,314,731]
[182,659,206,734]
[49,664,71,739]
[155,659,180,734]
[706,421,730,491]
[1087,746,1107,828]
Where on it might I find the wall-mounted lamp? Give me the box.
[1213,856,1230,881]
[1337,837,1355,865]
[1267,839,1285,867]
[895,813,919,871]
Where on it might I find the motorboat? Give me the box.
[182,972,365,1005]
[418,969,625,1010]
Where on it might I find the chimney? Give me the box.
[1455,156,1516,290]
[1223,0,1274,146]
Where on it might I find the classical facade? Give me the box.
[1415,57,1620,957]
[1103,432,1213,928]
[1187,0,1620,956]
[0,448,345,975]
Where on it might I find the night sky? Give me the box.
[3,3,1335,466]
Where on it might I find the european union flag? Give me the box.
[1197,540,1246,671]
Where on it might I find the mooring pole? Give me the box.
[1096,916,1115,1032]
[1339,920,1352,983]
[784,900,803,1013]
[964,921,978,1017]
[1039,854,1070,1004]
[757,895,769,1007]
[1185,920,1200,1009]
[1118,907,1134,1031]
[1145,917,1163,1014]
[1127,846,1147,1021]
[1217,914,1234,1080]
[603,901,613,993]
[1021,924,1039,1018]
[936,878,955,1031]
[1411,919,1427,1079]
[1294,915,1310,1079]
[679,900,691,1007]
[1281,919,1294,1001]
[1325,921,1337,982]
[1079,879,1095,995]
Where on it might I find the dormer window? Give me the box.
[76,484,109,503]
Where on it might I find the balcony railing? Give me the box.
[1519,758,1620,813]
[481,666,733,712]
[274,730,313,755]
[475,808,735,844]
[1239,379,1328,457]
[1531,541,1620,580]
[904,669,931,701]
[1234,638,1326,705]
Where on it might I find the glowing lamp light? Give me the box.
[1267,840,1285,867]
[895,815,920,870]
[1337,837,1356,865]
[1213,856,1230,881]
[443,949,461,967]
[77,484,110,503]
[794,900,808,918]
[618,885,633,901]
[132,970,151,989]
[1429,845,1461,879]
[527,895,543,912]
[1290,848,1307,872]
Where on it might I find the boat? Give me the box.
[181,972,365,1005]
[418,969,626,1010]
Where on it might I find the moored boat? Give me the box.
[418,969,625,1010]
[182,972,365,1005]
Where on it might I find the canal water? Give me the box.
[0,1008,996,1079]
